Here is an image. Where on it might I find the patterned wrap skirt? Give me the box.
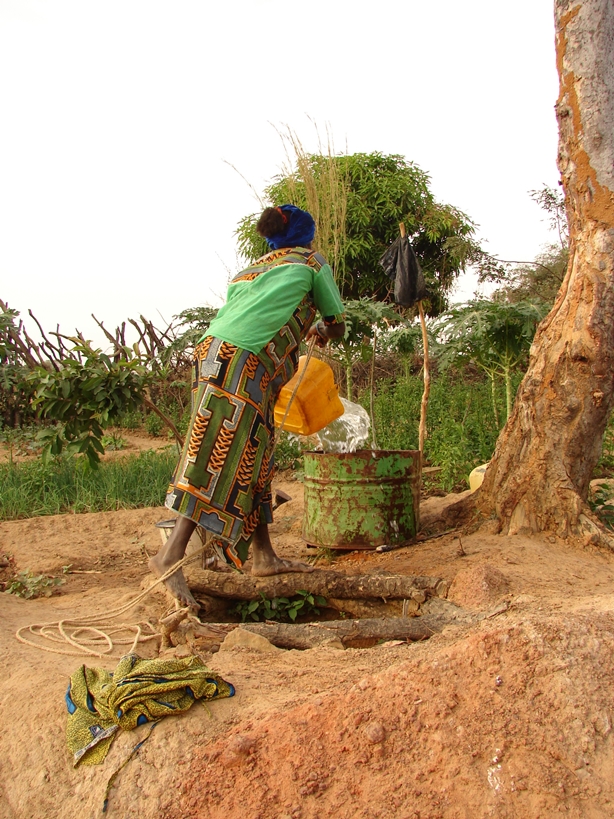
[165,298,316,567]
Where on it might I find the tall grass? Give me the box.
[0,449,178,520]
[276,124,348,280]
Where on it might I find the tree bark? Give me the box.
[188,568,448,602]
[476,0,614,541]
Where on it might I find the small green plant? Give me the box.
[307,546,338,566]
[596,417,614,475]
[101,431,127,451]
[5,569,65,599]
[275,432,304,471]
[232,590,327,623]
[119,410,144,431]
[144,412,164,437]
[31,342,149,468]
[0,425,41,461]
[590,485,614,531]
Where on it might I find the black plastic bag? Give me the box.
[379,235,428,307]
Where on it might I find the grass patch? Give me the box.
[0,449,178,520]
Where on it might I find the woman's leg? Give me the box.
[250,523,314,576]
[149,516,199,608]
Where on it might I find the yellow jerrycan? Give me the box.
[274,356,344,436]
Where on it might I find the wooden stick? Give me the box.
[142,396,184,448]
[417,301,431,457]
[399,222,430,532]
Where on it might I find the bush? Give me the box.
[119,410,144,431]
[144,412,165,437]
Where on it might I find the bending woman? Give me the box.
[150,205,345,607]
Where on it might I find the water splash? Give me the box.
[314,398,371,453]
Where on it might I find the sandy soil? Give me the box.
[3,477,614,819]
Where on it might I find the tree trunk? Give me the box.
[188,568,449,602]
[176,614,465,652]
[477,0,614,541]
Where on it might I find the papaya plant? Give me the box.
[432,300,548,425]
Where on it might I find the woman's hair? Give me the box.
[257,204,315,250]
[256,207,286,239]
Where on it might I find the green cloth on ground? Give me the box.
[66,653,234,766]
[206,247,344,354]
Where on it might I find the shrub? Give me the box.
[144,412,165,438]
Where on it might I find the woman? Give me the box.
[150,205,345,607]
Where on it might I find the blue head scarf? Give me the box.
[264,204,316,250]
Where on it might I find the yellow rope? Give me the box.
[15,545,207,658]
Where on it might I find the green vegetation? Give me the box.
[144,411,165,438]
[327,299,398,402]
[432,299,548,424]
[0,449,177,520]
[232,590,328,623]
[589,485,614,532]
[5,568,66,599]
[275,432,304,472]
[369,370,523,492]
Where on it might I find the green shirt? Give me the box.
[205,248,344,354]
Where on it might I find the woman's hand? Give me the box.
[306,321,329,348]
[306,320,346,349]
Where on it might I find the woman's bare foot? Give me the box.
[250,522,314,577]
[251,554,314,577]
[149,516,199,609]
[149,554,199,609]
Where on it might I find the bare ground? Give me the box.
[3,477,614,819]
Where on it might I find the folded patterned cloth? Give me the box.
[66,653,234,766]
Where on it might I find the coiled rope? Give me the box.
[15,545,208,658]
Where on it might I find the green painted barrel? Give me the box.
[302,450,420,550]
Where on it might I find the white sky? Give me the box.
[0,0,560,346]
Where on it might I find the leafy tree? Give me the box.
[237,152,480,315]
[0,300,216,454]
[433,300,548,425]
[158,306,218,368]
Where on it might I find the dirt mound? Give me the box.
[172,613,614,819]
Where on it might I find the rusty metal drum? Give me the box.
[302,450,420,550]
